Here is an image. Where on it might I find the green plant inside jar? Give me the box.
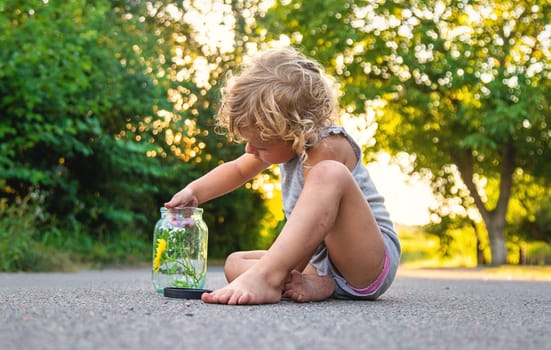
[153,216,205,288]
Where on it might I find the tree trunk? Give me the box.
[471,220,486,266]
[485,212,508,266]
[451,143,515,266]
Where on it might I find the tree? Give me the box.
[137,0,271,257]
[0,0,173,237]
[0,0,269,268]
[507,175,551,244]
[256,0,551,264]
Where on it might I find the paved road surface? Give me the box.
[1,267,549,350]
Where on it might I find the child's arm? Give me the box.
[164,153,269,208]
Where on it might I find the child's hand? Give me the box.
[164,187,199,208]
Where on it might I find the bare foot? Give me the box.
[201,269,283,305]
[283,271,335,302]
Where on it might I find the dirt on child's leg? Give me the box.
[305,161,386,289]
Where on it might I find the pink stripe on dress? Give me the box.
[347,248,390,295]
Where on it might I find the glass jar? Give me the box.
[152,207,208,293]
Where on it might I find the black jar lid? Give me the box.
[163,287,212,299]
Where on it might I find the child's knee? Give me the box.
[224,252,240,278]
[223,251,251,282]
[306,160,351,183]
[224,251,243,270]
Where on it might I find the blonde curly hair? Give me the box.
[216,47,338,162]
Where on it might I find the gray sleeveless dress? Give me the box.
[280,125,401,299]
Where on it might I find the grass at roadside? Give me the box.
[397,225,551,281]
[398,264,551,281]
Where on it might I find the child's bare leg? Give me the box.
[283,264,335,302]
[224,250,267,282]
[201,160,386,305]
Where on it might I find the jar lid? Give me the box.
[163,287,212,299]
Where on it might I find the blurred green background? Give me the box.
[1,0,549,272]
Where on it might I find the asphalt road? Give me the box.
[1,266,549,350]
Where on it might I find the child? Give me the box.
[164,47,401,305]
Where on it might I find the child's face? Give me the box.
[242,131,295,164]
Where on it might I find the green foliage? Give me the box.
[1,0,172,236]
[0,190,150,272]
[256,0,551,265]
[1,0,549,270]
[423,214,489,266]
[507,175,551,244]
[516,207,551,244]
[403,222,551,267]
[0,192,66,271]
[523,242,551,265]
[203,187,268,258]
[398,226,440,264]
[0,1,268,270]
